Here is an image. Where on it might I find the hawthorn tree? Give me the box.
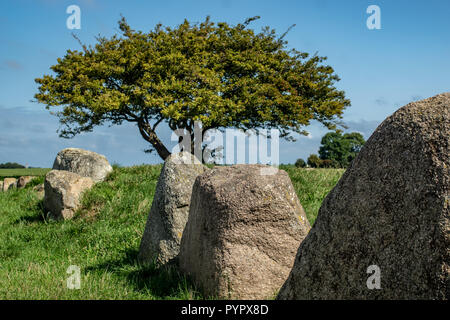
[35,16,350,161]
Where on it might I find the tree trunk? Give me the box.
[138,123,171,161]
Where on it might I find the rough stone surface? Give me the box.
[44,170,94,220]
[278,93,450,300]
[52,148,113,182]
[0,181,3,192]
[17,176,36,189]
[179,164,311,299]
[33,183,45,198]
[138,152,206,266]
[3,178,17,191]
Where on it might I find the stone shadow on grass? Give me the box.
[84,248,201,299]
[11,199,47,224]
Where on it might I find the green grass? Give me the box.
[0,168,51,180]
[280,165,345,224]
[0,165,343,299]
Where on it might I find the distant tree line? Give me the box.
[295,131,366,168]
[0,162,25,169]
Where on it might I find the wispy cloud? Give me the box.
[3,60,23,70]
[374,97,388,106]
[344,119,381,139]
[0,105,158,167]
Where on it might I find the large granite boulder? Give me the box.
[2,178,17,191]
[52,148,113,182]
[278,93,450,300]
[17,176,36,189]
[44,170,94,220]
[179,164,311,299]
[138,152,206,266]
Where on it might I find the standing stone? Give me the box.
[3,178,17,191]
[0,181,3,192]
[278,93,450,300]
[52,148,113,182]
[138,152,206,266]
[179,164,311,299]
[17,176,36,189]
[44,170,94,220]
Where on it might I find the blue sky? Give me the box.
[0,0,449,167]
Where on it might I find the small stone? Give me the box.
[17,176,36,189]
[3,178,17,191]
[44,170,94,220]
[52,148,113,182]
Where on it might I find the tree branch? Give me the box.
[137,120,171,160]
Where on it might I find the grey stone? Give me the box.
[3,178,17,191]
[138,152,207,266]
[179,164,311,299]
[44,170,94,220]
[53,148,113,182]
[33,183,45,199]
[17,176,36,189]
[278,93,450,300]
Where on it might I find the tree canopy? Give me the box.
[318,131,365,167]
[307,154,322,168]
[35,16,350,160]
[295,158,306,168]
[0,162,25,169]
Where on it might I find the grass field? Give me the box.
[0,168,51,180]
[0,165,343,299]
[279,165,344,224]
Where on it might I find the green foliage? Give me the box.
[35,16,350,160]
[0,162,25,169]
[0,164,342,298]
[295,158,306,168]
[307,154,321,168]
[24,176,45,189]
[318,131,365,167]
[319,159,333,168]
